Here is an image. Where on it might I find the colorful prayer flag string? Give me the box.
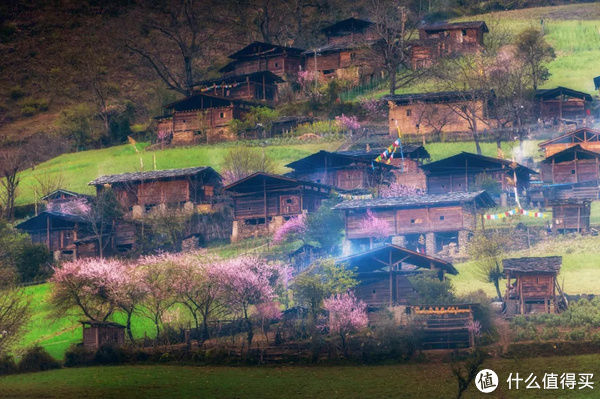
[484,208,546,220]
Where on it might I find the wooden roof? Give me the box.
[541,144,600,163]
[336,144,430,160]
[194,71,284,87]
[322,17,374,36]
[535,87,593,102]
[223,172,331,194]
[336,243,458,274]
[420,152,537,176]
[503,256,562,274]
[81,320,125,328]
[333,190,495,210]
[285,150,397,172]
[164,93,254,112]
[383,91,481,105]
[538,128,600,148]
[420,21,488,33]
[227,42,305,60]
[90,167,221,186]
[16,211,88,231]
[41,189,86,201]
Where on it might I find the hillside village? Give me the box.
[4,1,600,397]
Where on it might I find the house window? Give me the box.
[440,215,445,220]
[571,170,576,174]
[219,112,225,118]
[275,62,279,68]
[462,29,467,36]
[406,109,412,117]
[411,219,415,224]
[323,69,335,75]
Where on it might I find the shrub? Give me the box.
[540,327,560,340]
[20,97,49,116]
[513,323,538,342]
[0,355,17,375]
[567,329,587,342]
[93,345,127,365]
[18,346,61,372]
[16,243,53,282]
[64,345,94,367]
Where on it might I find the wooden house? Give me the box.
[223,172,331,242]
[194,71,284,104]
[284,150,397,192]
[89,167,222,217]
[408,304,477,349]
[539,128,600,157]
[336,244,457,308]
[336,145,430,189]
[157,94,254,144]
[333,190,495,254]
[503,256,563,315]
[550,199,591,233]
[16,211,91,260]
[81,321,125,350]
[219,42,304,79]
[385,91,490,137]
[421,152,536,196]
[540,145,600,186]
[304,18,378,82]
[411,21,488,69]
[535,87,593,122]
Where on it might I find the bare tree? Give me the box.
[0,284,30,356]
[80,188,124,259]
[125,0,226,96]
[368,0,422,95]
[514,28,555,91]
[0,145,30,220]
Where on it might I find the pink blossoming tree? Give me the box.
[323,291,368,356]
[362,209,393,244]
[335,114,360,132]
[272,214,307,244]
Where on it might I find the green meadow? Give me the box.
[2,354,600,398]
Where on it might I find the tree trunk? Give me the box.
[493,278,503,302]
[389,69,397,95]
[126,311,134,342]
[471,118,482,155]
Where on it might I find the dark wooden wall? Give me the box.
[552,203,590,231]
[540,158,600,184]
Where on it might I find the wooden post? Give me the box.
[262,73,266,100]
[46,215,51,249]
[389,248,393,307]
[263,177,268,231]
[465,158,468,191]
[577,205,581,233]
[551,158,555,184]
[574,150,579,183]
[519,277,524,314]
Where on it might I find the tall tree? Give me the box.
[514,28,555,91]
[0,142,32,220]
[126,0,227,96]
[368,0,421,95]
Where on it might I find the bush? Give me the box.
[20,97,49,116]
[0,355,17,375]
[16,243,53,282]
[93,345,127,365]
[64,345,94,367]
[18,346,61,372]
[540,327,560,340]
[567,329,587,342]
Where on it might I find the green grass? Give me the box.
[16,140,343,206]
[2,354,600,398]
[451,234,600,298]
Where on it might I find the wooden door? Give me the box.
[280,195,300,215]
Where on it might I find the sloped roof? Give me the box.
[16,211,89,231]
[223,172,331,194]
[420,21,489,33]
[194,71,284,87]
[227,42,305,60]
[541,144,600,163]
[333,190,495,210]
[164,93,254,112]
[383,91,481,105]
[535,86,593,101]
[90,167,221,186]
[538,128,600,148]
[503,256,562,274]
[322,18,374,36]
[41,189,86,201]
[420,152,538,175]
[285,150,397,171]
[336,243,458,274]
[336,144,430,160]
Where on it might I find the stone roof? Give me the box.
[333,190,495,210]
[90,167,220,186]
[502,256,562,274]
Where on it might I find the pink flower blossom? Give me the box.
[255,301,282,322]
[272,214,307,244]
[361,209,393,240]
[323,291,368,336]
[48,197,91,216]
[335,114,360,131]
[379,183,423,198]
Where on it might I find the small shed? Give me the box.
[540,145,600,187]
[194,71,284,103]
[336,244,458,308]
[503,256,563,315]
[81,321,126,350]
[538,127,600,157]
[535,86,593,121]
[550,199,591,233]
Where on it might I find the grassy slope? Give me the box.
[451,234,600,297]
[363,3,600,99]
[16,138,525,207]
[2,354,600,398]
